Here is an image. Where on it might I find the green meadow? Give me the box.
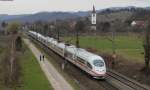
[63,35,144,62]
[19,44,53,90]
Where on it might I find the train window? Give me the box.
[87,62,92,69]
[66,51,72,58]
[93,60,104,67]
[77,57,85,64]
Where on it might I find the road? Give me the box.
[23,38,74,90]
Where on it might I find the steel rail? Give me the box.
[107,69,149,90]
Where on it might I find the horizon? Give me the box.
[0,6,150,16]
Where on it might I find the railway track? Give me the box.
[27,35,150,90]
[107,69,150,90]
[28,36,118,90]
[98,81,119,90]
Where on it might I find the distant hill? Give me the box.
[97,11,133,22]
[99,6,150,13]
[0,12,89,23]
[96,6,150,23]
[0,14,28,21]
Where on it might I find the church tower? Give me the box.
[91,5,96,30]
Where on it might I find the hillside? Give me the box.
[97,11,133,22]
[97,6,150,23]
[0,12,89,23]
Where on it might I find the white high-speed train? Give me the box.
[28,31,106,79]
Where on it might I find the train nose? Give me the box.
[96,69,106,74]
[94,67,106,74]
[96,69,105,72]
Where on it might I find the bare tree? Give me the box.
[6,22,20,34]
[1,21,7,28]
[75,20,85,48]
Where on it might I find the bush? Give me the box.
[16,36,22,51]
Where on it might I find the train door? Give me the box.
[73,53,77,60]
[86,62,92,71]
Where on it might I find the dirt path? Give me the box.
[23,38,74,90]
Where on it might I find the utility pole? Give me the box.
[111,21,116,68]
[34,24,38,39]
[55,20,60,41]
[75,20,84,48]
[112,26,116,57]
[143,20,150,69]
[57,28,60,41]
[76,27,79,48]
[50,25,53,37]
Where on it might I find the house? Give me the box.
[131,20,145,28]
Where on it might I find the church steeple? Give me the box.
[91,5,96,30]
[92,5,96,13]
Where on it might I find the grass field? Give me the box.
[63,35,144,62]
[19,44,53,90]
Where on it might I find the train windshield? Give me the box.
[93,60,104,67]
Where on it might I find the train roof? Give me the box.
[66,45,77,54]
[66,45,104,63]
[76,48,103,63]
[47,37,55,42]
[57,42,66,49]
[82,52,103,62]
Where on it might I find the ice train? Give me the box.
[28,31,106,79]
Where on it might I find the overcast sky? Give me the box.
[0,0,150,15]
